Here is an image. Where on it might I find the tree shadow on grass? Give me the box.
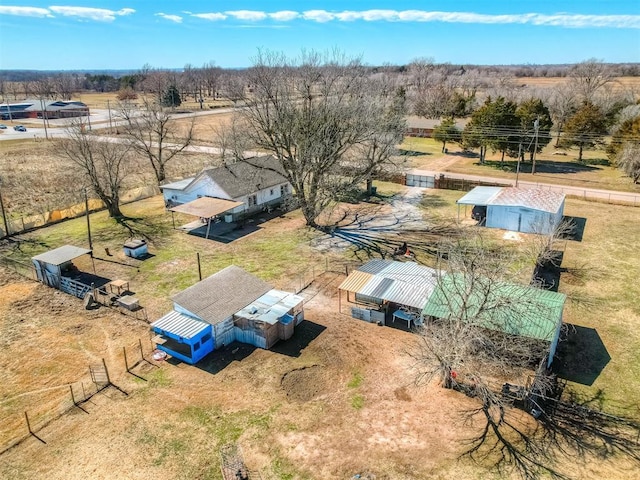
[114,215,173,245]
[481,159,602,175]
[560,216,587,242]
[553,324,611,386]
[459,383,639,480]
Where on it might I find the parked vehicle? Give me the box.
[13,125,26,132]
[0,124,7,129]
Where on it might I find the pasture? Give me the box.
[0,186,638,479]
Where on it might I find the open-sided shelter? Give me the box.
[32,245,96,298]
[161,155,292,223]
[151,266,304,364]
[423,274,566,367]
[457,186,565,234]
[338,259,438,327]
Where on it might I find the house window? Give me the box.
[202,333,211,343]
[193,341,200,351]
[270,189,274,196]
[248,194,258,207]
[280,185,288,195]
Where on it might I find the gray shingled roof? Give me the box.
[172,265,272,325]
[200,156,288,199]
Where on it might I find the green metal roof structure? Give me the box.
[422,274,566,342]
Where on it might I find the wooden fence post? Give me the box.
[24,412,32,435]
[69,384,76,406]
[102,358,111,385]
[123,346,129,372]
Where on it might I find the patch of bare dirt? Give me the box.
[281,365,327,402]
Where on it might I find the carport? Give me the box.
[456,186,503,223]
[169,197,243,239]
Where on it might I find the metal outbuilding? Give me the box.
[338,260,438,327]
[457,186,565,234]
[32,245,95,296]
[423,274,566,367]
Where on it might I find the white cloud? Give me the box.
[156,12,182,23]
[225,10,267,21]
[0,6,52,17]
[190,12,227,21]
[303,10,334,23]
[335,10,399,22]
[48,6,135,22]
[269,11,299,21]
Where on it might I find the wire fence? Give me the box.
[0,338,156,454]
[0,185,159,238]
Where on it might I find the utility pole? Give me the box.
[40,99,49,140]
[531,118,540,175]
[515,142,522,187]
[0,179,9,237]
[84,188,93,250]
[107,100,114,134]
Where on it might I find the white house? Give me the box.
[457,187,566,235]
[161,156,291,222]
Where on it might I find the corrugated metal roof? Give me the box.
[341,260,439,310]
[356,259,393,275]
[456,186,503,206]
[360,276,394,299]
[32,245,92,266]
[173,266,271,325]
[375,261,438,286]
[151,310,210,339]
[423,274,565,341]
[235,289,304,325]
[491,188,565,213]
[383,281,436,310]
[160,178,193,191]
[338,270,374,292]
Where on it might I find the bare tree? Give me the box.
[53,73,77,100]
[569,59,614,103]
[220,71,246,105]
[229,50,406,228]
[201,60,222,98]
[117,97,195,184]
[548,84,577,147]
[57,123,131,217]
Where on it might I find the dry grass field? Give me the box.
[0,188,639,479]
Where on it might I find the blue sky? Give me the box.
[0,1,638,70]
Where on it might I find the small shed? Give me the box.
[32,245,95,297]
[457,187,565,234]
[234,290,304,349]
[151,266,304,363]
[123,239,148,259]
[338,260,438,327]
[151,311,213,364]
[423,274,566,368]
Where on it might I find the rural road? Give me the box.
[2,108,637,205]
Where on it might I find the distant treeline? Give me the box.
[1,62,638,84]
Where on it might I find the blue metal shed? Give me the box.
[151,310,214,364]
[457,187,565,234]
